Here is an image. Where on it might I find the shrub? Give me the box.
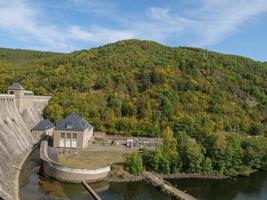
[126,152,144,175]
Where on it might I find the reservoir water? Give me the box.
[169,171,267,200]
[20,169,171,200]
[19,150,267,200]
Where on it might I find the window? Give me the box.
[71,133,77,148]
[66,122,72,129]
[67,133,71,139]
[60,133,65,147]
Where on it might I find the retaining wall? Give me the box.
[40,140,111,183]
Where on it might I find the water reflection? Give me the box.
[19,147,170,200]
[168,171,267,200]
[20,170,171,200]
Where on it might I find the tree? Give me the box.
[44,103,64,122]
[224,135,243,168]
[126,152,144,175]
[162,127,181,173]
[182,138,204,172]
[202,157,213,173]
[94,78,108,90]
[121,101,136,117]
[249,122,264,135]
[162,126,177,156]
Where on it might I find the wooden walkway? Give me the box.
[143,171,197,200]
[82,181,102,200]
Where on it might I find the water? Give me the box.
[19,148,267,200]
[20,170,171,200]
[169,171,267,200]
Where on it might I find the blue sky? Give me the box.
[0,0,267,61]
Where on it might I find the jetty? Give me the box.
[82,181,102,200]
[143,171,196,200]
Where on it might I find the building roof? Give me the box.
[55,112,93,131]
[8,82,25,90]
[31,119,55,131]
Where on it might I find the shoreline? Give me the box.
[158,172,229,180]
[104,171,229,183]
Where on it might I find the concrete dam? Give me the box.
[0,83,50,200]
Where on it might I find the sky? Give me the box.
[0,0,267,61]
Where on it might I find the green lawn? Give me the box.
[58,151,126,169]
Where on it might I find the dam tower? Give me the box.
[7,82,51,129]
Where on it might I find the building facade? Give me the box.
[53,113,94,149]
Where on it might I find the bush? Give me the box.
[126,152,144,175]
[202,157,213,173]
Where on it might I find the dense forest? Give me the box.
[1,39,267,175]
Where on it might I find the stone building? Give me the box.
[53,113,94,149]
[31,119,55,141]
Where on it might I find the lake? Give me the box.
[19,149,267,200]
[19,170,171,200]
[169,171,267,200]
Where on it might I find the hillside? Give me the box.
[1,39,267,175]
[0,47,64,65]
[1,40,266,137]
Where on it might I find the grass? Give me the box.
[58,151,126,169]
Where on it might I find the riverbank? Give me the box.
[159,172,229,180]
[105,169,229,183]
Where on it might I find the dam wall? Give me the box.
[0,95,35,200]
[18,95,51,129]
[40,140,111,183]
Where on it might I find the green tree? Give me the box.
[126,152,144,175]
[44,103,64,122]
[182,138,204,172]
[121,100,136,117]
[202,157,213,173]
[249,122,264,135]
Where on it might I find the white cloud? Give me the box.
[0,0,67,50]
[0,0,267,51]
[67,26,137,43]
[192,0,267,46]
[147,8,171,21]
[141,0,267,46]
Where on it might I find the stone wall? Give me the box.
[0,95,34,200]
[40,140,111,183]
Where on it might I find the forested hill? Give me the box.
[0,40,267,139]
[0,47,64,65]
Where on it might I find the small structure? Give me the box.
[6,82,51,129]
[31,119,55,141]
[7,82,34,96]
[53,112,94,149]
[126,139,134,148]
[94,132,106,142]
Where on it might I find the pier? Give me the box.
[82,181,102,200]
[143,171,196,200]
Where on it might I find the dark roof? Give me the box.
[8,82,25,90]
[55,112,93,131]
[31,119,55,131]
